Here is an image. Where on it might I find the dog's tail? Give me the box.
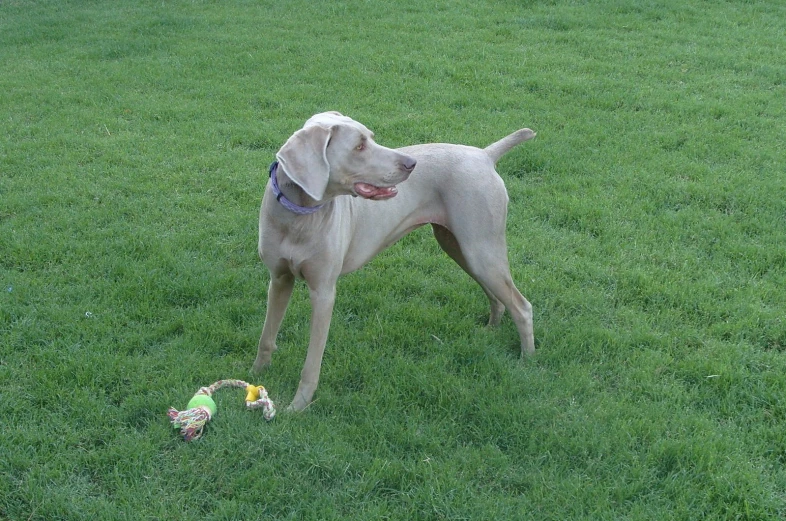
[484,128,536,164]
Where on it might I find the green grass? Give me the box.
[2,0,786,519]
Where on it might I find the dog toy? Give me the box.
[168,379,275,441]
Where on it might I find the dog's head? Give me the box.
[276,112,417,202]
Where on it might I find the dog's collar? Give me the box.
[269,161,325,215]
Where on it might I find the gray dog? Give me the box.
[254,112,536,410]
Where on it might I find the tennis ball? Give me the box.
[187,394,217,416]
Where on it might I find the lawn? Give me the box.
[1,0,785,519]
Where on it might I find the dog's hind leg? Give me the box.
[432,224,506,327]
[433,223,534,356]
[462,246,534,356]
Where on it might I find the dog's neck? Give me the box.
[269,161,325,215]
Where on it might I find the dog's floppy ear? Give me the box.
[276,125,333,201]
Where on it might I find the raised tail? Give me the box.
[484,128,536,164]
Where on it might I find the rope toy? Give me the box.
[168,379,275,441]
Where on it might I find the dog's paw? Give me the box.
[287,391,315,412]
[251,357,272,373]
[286,400,308,412]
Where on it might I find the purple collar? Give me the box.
[269,161,325,215]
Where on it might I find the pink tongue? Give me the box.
[355,183,398,200]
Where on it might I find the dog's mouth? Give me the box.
[354,182,398,200]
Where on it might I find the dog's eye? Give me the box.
[356,143,365,151]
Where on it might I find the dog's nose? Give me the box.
[400,156,417,173]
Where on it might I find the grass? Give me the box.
[2,0,786,519]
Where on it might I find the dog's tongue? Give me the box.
[354,183,398,200]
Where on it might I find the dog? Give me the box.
[254,112,536,410]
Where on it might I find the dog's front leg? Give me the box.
[253,272,295,372]
[289,283,336,411]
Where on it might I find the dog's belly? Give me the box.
[340,222,430,275]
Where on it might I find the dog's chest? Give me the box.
[260,216,345,278]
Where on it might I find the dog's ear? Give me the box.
[276,125,333,201]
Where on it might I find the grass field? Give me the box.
[2,0,786,519]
